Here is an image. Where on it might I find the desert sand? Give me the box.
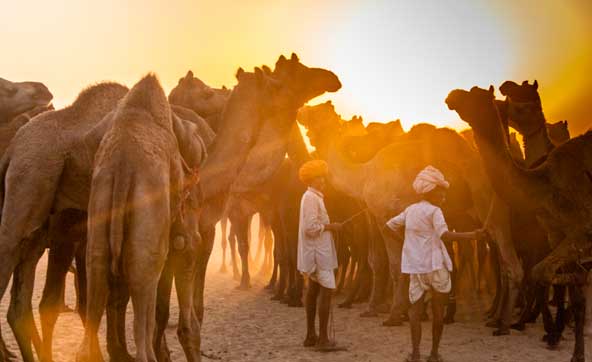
[0,235,580,362]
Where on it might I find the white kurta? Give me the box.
[297,188,338,288]
[386,200,452,274]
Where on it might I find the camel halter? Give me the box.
[174,157,202,225]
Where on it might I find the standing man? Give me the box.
[297,160,343,351]
[386,166,485,362]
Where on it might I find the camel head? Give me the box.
[367,120,404,138]
[499,80,544,136]
[168,70,230,121]
[272,53,341,107]
[446,86,500,136]
[546,120,570,146]
[0,77,53,121]
[297,100,342,151]
[340,115,366,137]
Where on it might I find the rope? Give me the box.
[340,208,369,226]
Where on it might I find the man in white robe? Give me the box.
[297,160,342,351]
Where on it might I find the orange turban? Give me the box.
[299,160,329,184]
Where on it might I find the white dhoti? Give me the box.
[303,267,336,290]
[409,269,451,304]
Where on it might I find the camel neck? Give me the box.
[325,139,367,201]
[470,108,549,208]
[522,125,554,168]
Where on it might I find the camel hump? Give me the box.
[120,73,171,128]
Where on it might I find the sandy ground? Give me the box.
[0,237,583,362]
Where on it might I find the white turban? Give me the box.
[412,166,450,194]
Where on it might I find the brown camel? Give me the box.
[223,53,341,290]
[446,85,592,362]
[0,81,129,362]
[168,71,231,132]
[77,74,205,362]
[0,75,215,362]
[0,77,53,124]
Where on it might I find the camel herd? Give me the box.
[0,54,590,362]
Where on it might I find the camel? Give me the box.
[496,80,574,343]
[168,71,231,132]
[0,81,129,362]
[0,75,215,362]
[0,77,53,124]
[222,53,341,290]
[446,85,592,362]
[77,74,206,362]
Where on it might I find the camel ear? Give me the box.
[533,80,538,89]
[277,55,287,63]
[235,67,245,80]
[522,80,529,86]
[186,70,194,79]
[262,65,272,75]
[489,85,495,94]
[325,100,332,105]
[222,85,228,90]
[290,53,299,62]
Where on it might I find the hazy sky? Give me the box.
[2,0,591,133]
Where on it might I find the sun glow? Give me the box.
[2,0,591,133]
[318,0,512,131]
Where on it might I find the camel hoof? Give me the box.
[376,304,390,314]
[382,318,403,327]
[338,302,352,309]
[570,354,585,362]
[236,283,251,291]
[288,299,303,308]
[359,310,378,318]
[510,323,525,331]
[264,283,275,291]
[492,329,510,336]
[270,294,283,301]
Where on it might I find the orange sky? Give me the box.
[2,0,591,134]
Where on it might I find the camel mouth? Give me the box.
[445,90,465,111]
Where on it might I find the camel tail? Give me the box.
[109,170,132,277]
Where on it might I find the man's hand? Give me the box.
[325,223,343,232]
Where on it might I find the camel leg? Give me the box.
[263,226,274,274]
[234,214,251,290]
[228,227,240,281]
[7,239,45,362]
[75,241,88,325]
[254,215,265,267]
[76,248,109,362]
[219,218,228,273]
[106,281,133,362]
[39,236,76,362]
[269,214,285,295]
[362,216,390,317]
[569,285,586,362]
[130,279,160,362]
[585,271,592,337]
[381,227,404,325]
[174,251,201,362]
[154,260,173,362]
[194,224,215,324]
